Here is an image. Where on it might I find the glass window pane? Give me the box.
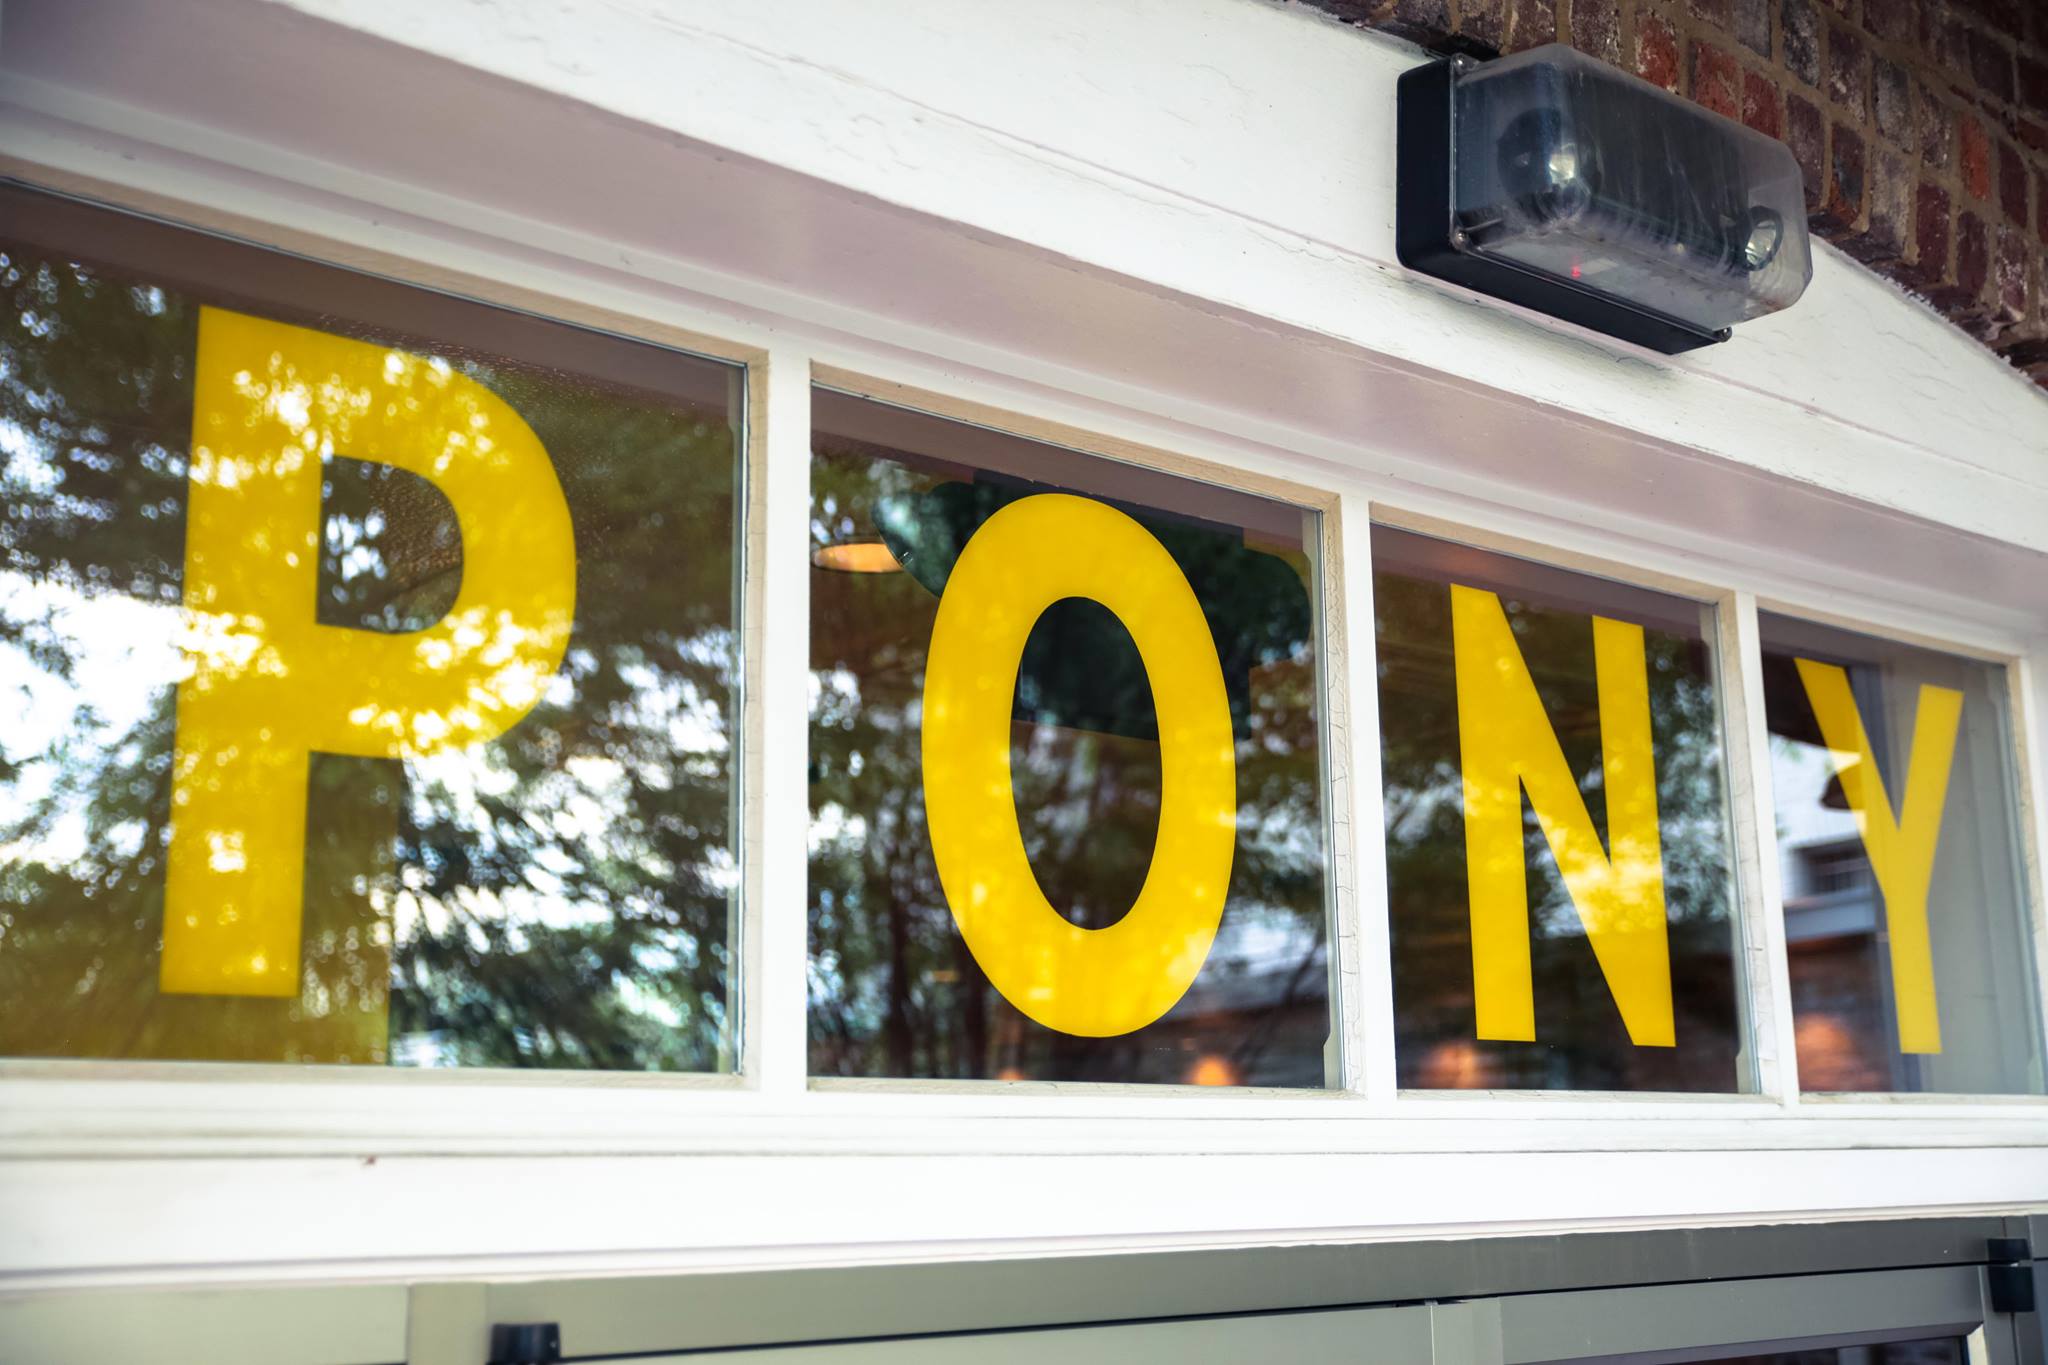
[0,187,743,1070]
[807,390,1333,1085]
[1375,526,1747,1091]
[1762,611,2045,1093]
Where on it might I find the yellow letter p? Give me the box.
[161,307,576,997]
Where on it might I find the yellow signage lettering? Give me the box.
[1793,659,1961,1055]
[921,494,1236,1037]
[162,307,576,997]
[1452,585,1674,1047]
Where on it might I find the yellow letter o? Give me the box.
[920,494,1237,1037]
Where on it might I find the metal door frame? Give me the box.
[2,1214,2040,1363]
[620,1262,2013,1364]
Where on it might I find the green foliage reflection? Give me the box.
[0,224,740,1071]
[806,436,1332,1086]
[1375,549,1743,1092]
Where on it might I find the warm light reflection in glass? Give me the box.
[1186,1053,1240,1087]
[1415,1039,1489,1090]
[811,537,902,574]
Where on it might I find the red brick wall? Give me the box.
[1318,0,2048,388]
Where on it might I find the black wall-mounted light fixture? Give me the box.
[1397,44,1812,353]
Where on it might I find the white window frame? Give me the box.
[3,110,2048,1288]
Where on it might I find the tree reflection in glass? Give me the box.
[0,188,741,1070]
[806,395,1333,1086]
[1375,527,1746,1092]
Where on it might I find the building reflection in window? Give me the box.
[1762,611,2045,1094]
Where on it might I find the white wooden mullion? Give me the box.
[1720,590,1801,1105]
[1333,493,1399,1102]
[2002,650,2048,1084]
[739,343,816,1096]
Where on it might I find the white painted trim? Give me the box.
[742,345,818,1096]
[2,1148,2045,1293]
[36,0,2036,537]
[5,1064,2044,1153]
[0,98,2040,649]
[1724,592,1802,1106]
[2009,651,2048,1090]
[1,19,2045,627]
[1359,483,2037,666]
[1334,497,1397,1100]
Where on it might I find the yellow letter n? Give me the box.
[1452,585,1675,1047]
[161,307,577,997]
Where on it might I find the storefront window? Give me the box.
[1762,612,2045,1094]
[0,187,743,1070]
[807,391,1333,1085]
[1376,527,1747,1091]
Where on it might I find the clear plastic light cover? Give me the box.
[1452,45,1811,332]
